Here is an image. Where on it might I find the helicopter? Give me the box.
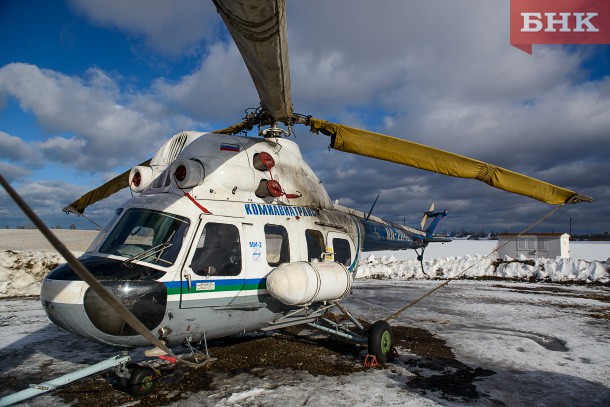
[42,129,450,356]
[9,0,591,398]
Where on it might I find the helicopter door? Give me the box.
[180,216,246,309]
[327,231,356,270]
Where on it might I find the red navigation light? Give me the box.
[174,165,187,182]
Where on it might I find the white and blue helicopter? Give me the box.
[45,126,450,347]
[1,0,591,399]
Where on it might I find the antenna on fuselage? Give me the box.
[365,194,380,220]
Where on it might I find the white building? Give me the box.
[496,233,570,259]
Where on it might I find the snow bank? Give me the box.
[0,250,66,297]
[0,230,94,298]
[0,246,608,299]
[356,253,609,284]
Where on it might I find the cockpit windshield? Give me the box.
[98,208,190,267]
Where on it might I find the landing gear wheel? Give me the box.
[126,365,157,397]
[117,362,139,390]
[368,320,393,364]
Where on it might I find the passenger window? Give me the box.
[306,229,324,262]
[191,223,241,276]
[333,238,352,266]
[265,224,289,266]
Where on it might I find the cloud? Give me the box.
[0,63,196,172]
[0,131,41,163]
[0,175,136,229]
[0,131,41,182]
[287,1,582,105]
[152,42,258,121]
[269,1,609,233]
[67,0,221,55]
[0,180,84,221]
[39,136,87,166]
[0,162,32,183]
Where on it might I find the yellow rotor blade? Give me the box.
[64,159,151,215]
[308,117,592,205]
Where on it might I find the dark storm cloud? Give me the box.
[275,1,609,233]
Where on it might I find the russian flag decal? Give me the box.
[220,143,240,152]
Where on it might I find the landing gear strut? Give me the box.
[266,301,396,367]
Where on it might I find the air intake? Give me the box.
[163,132,188,164]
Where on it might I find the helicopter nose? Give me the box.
[41,277,168,346]
[82,280,168,336]
[41,278,90,335]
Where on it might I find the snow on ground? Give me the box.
[1,281,608,406]
[0,231,609,406]
[359,239,609,284]
[368,240,609,262]
[0,250,68,297]
[345,280,610,406]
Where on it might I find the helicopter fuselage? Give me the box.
[41,132,433,347]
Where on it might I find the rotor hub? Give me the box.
[261,123,289,138]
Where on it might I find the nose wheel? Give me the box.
[117,363,158,397]
[127,365,157,396]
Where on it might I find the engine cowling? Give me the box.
[266,261,352,306]
[129,166,154,192]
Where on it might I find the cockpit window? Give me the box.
[86,207,122,253]
[99,208,190,267]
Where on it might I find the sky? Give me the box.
[0,0,609,235]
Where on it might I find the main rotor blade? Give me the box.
[213,0,292,122]
[308,118,592,205]
[64,159,151,215]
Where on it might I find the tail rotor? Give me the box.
[420,203,435,230]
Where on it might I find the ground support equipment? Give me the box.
[0,354,131,407]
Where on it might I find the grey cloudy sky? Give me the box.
[0,0,608,235]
